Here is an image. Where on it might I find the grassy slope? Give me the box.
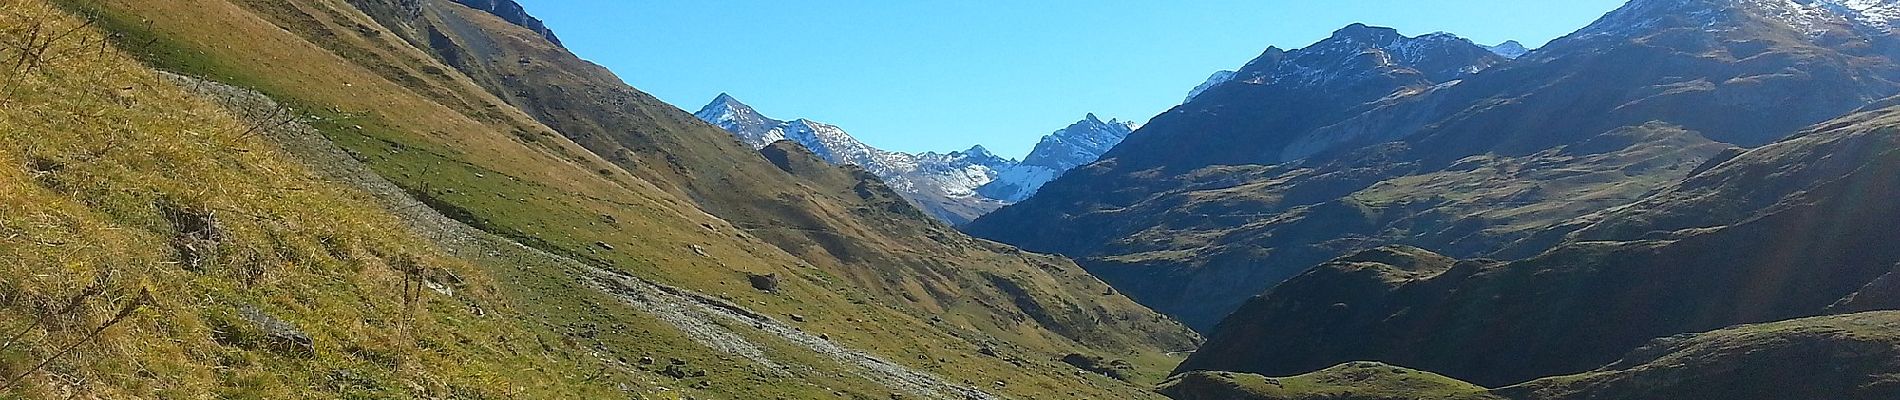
[381,0,1196,368]
[1500,311,1900,400]
[1163,313,1900,400]
[1159,362,1498,400]
[0,1,638,397]
[48,0,1193,397]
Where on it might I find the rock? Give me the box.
[1060,353,1132,381]
[639,356,655,365]
[594,241,615,251]
[689,245,709,257]
[746,273,779,293]
[788,314,806,323]
[237,305,314,357]
[660,364,690,379]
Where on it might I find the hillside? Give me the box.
[1181,102,1900,386]
[1160,362,1498,400]
[0,1,633,396]
[1161,312,1900,400]
[12,0,1197,397]
[966,0,1900,331]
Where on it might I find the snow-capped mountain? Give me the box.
[696,93,787,146]
[693,94,1133,223]
[1574,0,1900,41]
[1483,40,1529,59]
[979,114,1136,202]
[693,94,1006,224]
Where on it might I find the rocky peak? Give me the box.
[1231,23,1503,88]
[694,94,784,147]
[1021,115,1135,171]
[1572,0,1900,42]
[1484,40,1530,58]
[1329,22,1406,43]
[448,0,562,47]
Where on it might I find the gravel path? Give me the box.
[166,72,999,400]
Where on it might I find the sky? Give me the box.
[517,0,1629,158]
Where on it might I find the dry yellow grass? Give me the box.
[0,1,628,397]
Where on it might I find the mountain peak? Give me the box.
[1484,40,1530,59]
[1018,115,1136,171]
[1574,0,1900,41]
[1330,22,1404,42]
[699,94,756,117]
[1229,23,1500,86]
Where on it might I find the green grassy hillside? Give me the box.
[0,1,630,396]
[14,0,1196,397]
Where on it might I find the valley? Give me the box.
[4,0,1900,399]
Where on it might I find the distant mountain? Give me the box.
[978,114,1136,202]
[968,0,1900,332]
[1482,40,1528,58]
[966,24,1513,329]
[696,95,1131,224]
[1184,103,1900,386]
[694,94,1009,224]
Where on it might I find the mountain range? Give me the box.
[969,0,1900,397]
[967,0,1900,331]
[695,94,1135,224]
[13,0,1900,398]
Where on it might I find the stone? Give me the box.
[746,273,780,293]
[238,305,313,357]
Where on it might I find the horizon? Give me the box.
[519,1,1628,158]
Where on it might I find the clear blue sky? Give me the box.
[517,0,1628,158]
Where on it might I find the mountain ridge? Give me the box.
[967,0,1900,330]
[695,94,1133,224]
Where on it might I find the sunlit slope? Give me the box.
[52,0,1196,397]
[0,1,637,396]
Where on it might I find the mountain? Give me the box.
[1183,70,1237,104]
[31,0,1199,397]
[694,94,1011,224]
[966,0,1900,331]
[696,95,1133,224]
[447,0,561,46]
[1482,40,1529,58]
[1181,101,1900,386]
[978,114,1137,202]
[965,25,1517,329]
